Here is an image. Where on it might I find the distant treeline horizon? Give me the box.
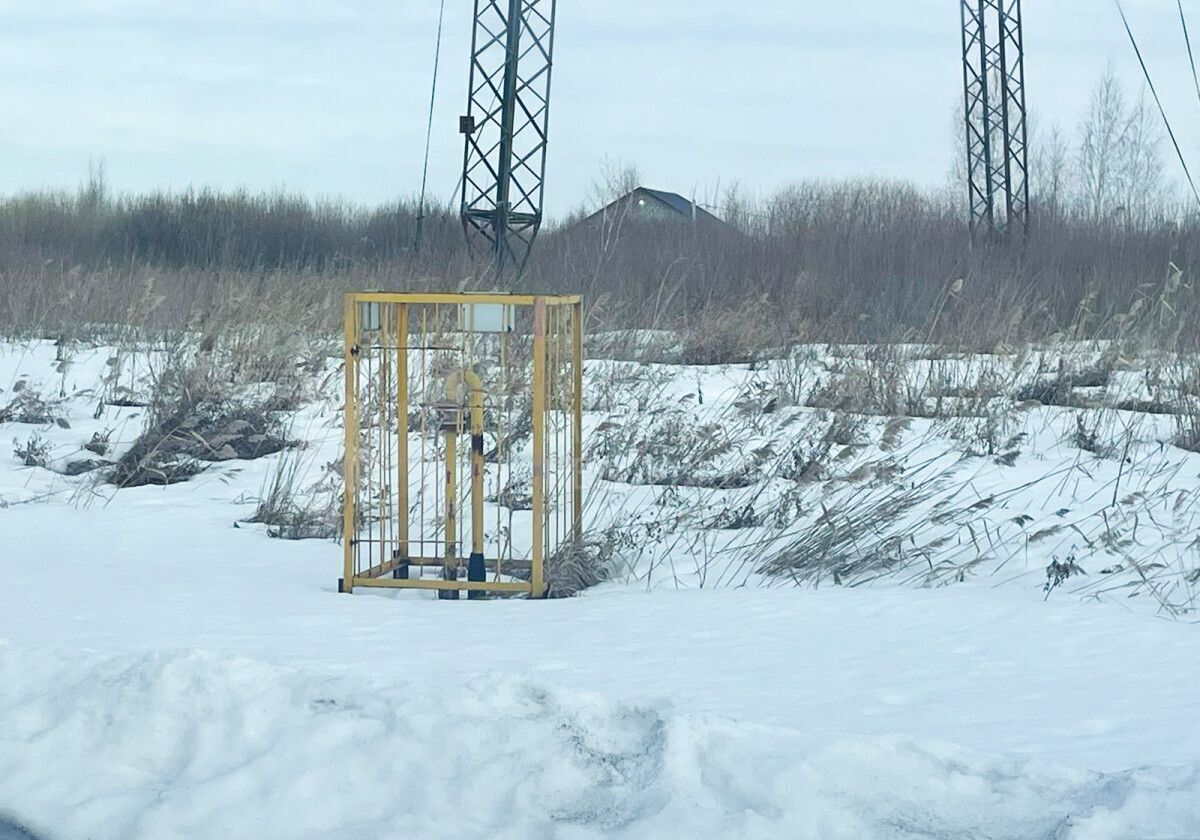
[4,68,1200,352]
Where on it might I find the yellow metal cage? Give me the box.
[340,292,583,599]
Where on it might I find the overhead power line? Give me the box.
[1179,0,1200,108]
[1114,0,1200,208]
[414,0,448,252]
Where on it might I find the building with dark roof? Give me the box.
[576,187,725,229]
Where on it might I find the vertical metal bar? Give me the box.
[497,322,507,578]
[452,311,464,591]
[549,306,556,553]
[1009,0,1031,233]
[341,293,359,594]
[975,0,996,230]
[396,303,410,575]
[491,0,523,278]
[996,0,1016,229]
[467,373,487,598]
[378,306,390,576]
[531,0,558,229]
[444,425,459,597]
[554,306,561,547]
[531,297,546,598]
[556,306,566,551]
[571,300,583,536]
[419,308,428,575]
[960,0,979,235]
[460,0,484,234]
[470,387,485,557]
[432,305,442,568]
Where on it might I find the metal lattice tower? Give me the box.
[460,0,557,284]
[960,0,1030,237]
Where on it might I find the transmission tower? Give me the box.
[460,0,557,284]
[960,0,1030,237]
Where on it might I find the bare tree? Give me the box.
[1076,65,1127,220]
[721,181,758,233]
[1116,89,1164,224]
[1075,65,1164,223]
[1031,121,1070,217]
[589,156,642,209]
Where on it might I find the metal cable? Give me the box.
[1180,1,1200,110]
[1115,0,1200,208]
[414,0,448,251]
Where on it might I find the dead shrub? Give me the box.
[1016,354,1116,407]
[107,353,293,488]
[675,293,780,366]
[0,388,65,425]
[246,451,340,540]
[806,346,925,417]
[12,433,50,467]
[544,534,618,598]
[1173,407,1200,453]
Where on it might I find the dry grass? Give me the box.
[4,178,1200,355]
[104,338,305,488]
[543,535,619,598]
[246,446,341,540]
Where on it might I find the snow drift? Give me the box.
[2,649,1198,840]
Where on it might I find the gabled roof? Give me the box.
[641,188,697,216]
[574,186,726,228]
[635,187,724,224]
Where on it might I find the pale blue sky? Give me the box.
[0,0,1197,217]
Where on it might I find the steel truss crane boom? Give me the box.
[459,0,557,284]
[960,0,1030,238]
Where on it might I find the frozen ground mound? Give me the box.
[1,649,1198,840]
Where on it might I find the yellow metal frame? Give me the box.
[351,292,581,306]
[340,291,584,599]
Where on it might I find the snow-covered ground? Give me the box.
[2,338,1199,839]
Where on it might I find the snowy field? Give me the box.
[2,338,1200,839]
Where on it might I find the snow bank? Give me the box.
[2,648,1197,840]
